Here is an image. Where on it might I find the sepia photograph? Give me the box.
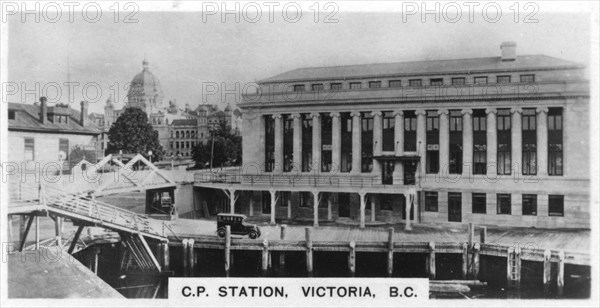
[0,1,598,306]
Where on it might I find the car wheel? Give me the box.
[217,228,226,238]
[248,231,258,239]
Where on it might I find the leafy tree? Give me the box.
[192,122,241,168]
[106,108,165,161]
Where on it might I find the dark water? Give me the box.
[76,243,591,300]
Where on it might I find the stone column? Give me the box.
[269,190,277,225]
[438,109,449,176]
[511,107,523,176]
[462,109,473,177]
[359,191,366,229]
[273,114,283,173]
[372,111,383,176]
[393,110,404,184]
[351,111,362,175]
[311,112,321,173]
[370,197,376,222]
[292,113,302,172]
[536,107,549,176]
[485,108,497,177]
[415,109,427,176]
[331,112,341,173]
[312,191,319,227]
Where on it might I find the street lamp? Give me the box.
[148,150,153,164]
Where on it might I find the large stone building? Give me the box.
[195,42,589,229]
[90,59,242,159]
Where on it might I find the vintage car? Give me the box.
[216,213,261,239]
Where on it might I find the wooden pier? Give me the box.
[167,222,589,293]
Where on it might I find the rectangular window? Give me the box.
[321,114,332,172]
[449,110,463,174]
[280,192,291,207]
[389,80,401,88]
[293,84,305,92]
[522,108,537,175]
[497,194,511,215]
[340,113,352,172]
[169,142,173,149]
[404,111,417,152]
[497,109,512,175]
[368,81,381,88]
[426,110,439,174]
[8,110,16,120]
[409,79,422,87]
[264,115,275,172]
[425,191,438,212]
[382,111,395,152]
[299,192,313,208]
[520,74,535,83]
[451,77,466,85]
[283,115,294,172]
[24,138,34,161]
[262,191,271,214]
[548,195,564,216]
[474,76,488,84]
[472,193,486,214]
[301,114,313,172]
[548,108,563,176]
[349,82,362,89]
[473,109,487,174]
[59,138,69,160]
[330,83,342,90]
[497,75,511,83]
[429,78,443,86]
[361,112,374,172]
[311,84,324,91]
[522,194,537,215]
[380,195,393,211]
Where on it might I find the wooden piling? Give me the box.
[543,249,551,294]
[35,216,40,250]
[428,242,436,280]
[506,247,513,286]
[161,243,170,270]
[468,223,474,244]
[182,239,189,277]
[262,239,269,273]
[54,216,62,247]
[462,243,468,279]
[472,243,480,280]
[348,241,356,276]
[515,246,522,289]
[557,250,565,297]
[480,226,487,244]
[188,239,196,276]
[279,225,286,270]
[225,226,231,275]
[305,227,313,275]
[387,227,394,277]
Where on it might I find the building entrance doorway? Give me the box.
[448,192,462,222]
[338,193,350,218]
[381,160,394,185]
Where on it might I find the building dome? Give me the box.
[127,58,164,112]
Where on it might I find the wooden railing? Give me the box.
[8,182,167,239]
[194,171,388,188]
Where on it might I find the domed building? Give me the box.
[127,58,164,115]
[92,58,242,160]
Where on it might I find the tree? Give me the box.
[192,122,241,168]
[106,108,165,161]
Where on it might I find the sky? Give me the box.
[5,1,594,114]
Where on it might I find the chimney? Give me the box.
[500,41,516,61]
[40,97,48,124]
[80,101,89,126]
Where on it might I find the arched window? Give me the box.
[186,131,190,138]
[176,131,180,138]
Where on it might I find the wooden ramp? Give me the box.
[8,182,168,272]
